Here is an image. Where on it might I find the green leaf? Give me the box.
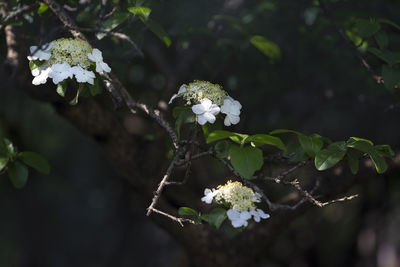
[284,143,306,163]
[56,82,67,97]
[269,129,302,135]
[314,142,347,171]
[374,30,388,49]
[215,141,230,159]
[376,18,400,32]
[298,134,323,157]
[229,145,263,179]
[382,65,400,90]
[374,145,395,158]
[178,207,198,216]
[127,6,151,21]
[2,138,16,156]
[8,161,28,189]
[18,151,50,174]
[202,208,227,229]
[245,134,286,150]
[0,157,8,171]
[206,130,248,145]
[347,150,359,174]
[37,3,49,15]
[103,12,130,31]
[29,60,42,70]
[346,139,387,173]
[347,137,374,146]
[250,35,281,62]
[97,12,130,39]
[356,19,380,38]
[147,19,172,47]
[368,48,388,64]
[368,48,400,65]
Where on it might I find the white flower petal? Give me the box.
[224,116,232,126]
[208,104,221,115]
[28,44,52,61]
[169,94,178,104]
[231,219,245,228]
[88,48,103,62]
[31,68,40,76]
[32,67,51,85]
[197,114,208,125]
[228,114,240,125]
[257,209,270,219]
[200,98,212,110]
[100,61,111,72]
[192,104,206,114]
[177,85,187,94]
[202,112,216,124]
[240,211,251,220]
[227,209,240,220]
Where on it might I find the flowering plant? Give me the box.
[27,38,111,103]
[201,180,270,228]
[169,81,242,126]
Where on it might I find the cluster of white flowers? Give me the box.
[201,180,270,228]
[169,81,242,126]
[27,38,111,86]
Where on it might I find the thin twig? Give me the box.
[146,154,180,216]
[150,207,195,226]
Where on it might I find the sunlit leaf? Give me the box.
[250,35,281,62]
[229,144,263,179]
[314,142,347,171]
[245,134,285,150]
[0,157,8,171]
[178,207,198,216]
[346,138,387,173]
[127,6,151,21]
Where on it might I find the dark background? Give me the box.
[1,0,400,266]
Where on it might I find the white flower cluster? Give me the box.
[169,81,242,126]
[27,38,111,86]
[201,180,270,228]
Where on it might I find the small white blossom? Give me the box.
[27,43,53,61]
[221,98,242,126]
[201,188,217,204]
[250,209,270,222]
[32,67,51,85]
[192,98,220,125]
[71,66,96,85]
[227,209,251,228]
[48,63,74,84]
[201,180,270,228]
[87,48,111,73]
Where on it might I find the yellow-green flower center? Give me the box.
[182,81,227,105]
[47,38,93,68]
[214,180,258,211]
